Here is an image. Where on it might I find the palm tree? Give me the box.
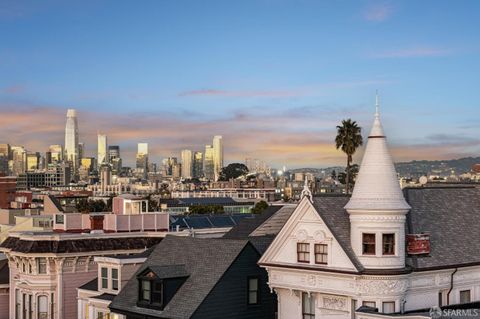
[335,119,363,194]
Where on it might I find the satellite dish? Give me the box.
[419,176,428,185]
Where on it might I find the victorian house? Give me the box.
[259,103,480,318]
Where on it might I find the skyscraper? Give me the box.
[136,143,149,179]
[26,152,40,171]
[11,146,26,176]
[48,145,63,163]
[213,135,223,181]
[97,134,108,166]
[204,145,214,180]
[181,149,193,179]
[65,109,79,172]
[0,144,10,175]
[108,145,122,175]
[193,151,203,178]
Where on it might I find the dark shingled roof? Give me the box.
[0,259,9,285]
[110,236,252,319]
[92,293,116,301]
[311,196,364,272]
[405,186,480,270]
[79,277,98,291]
[145,264,189,279]
[223,206,283,239]
[307,187,480,273]
[0,237,162,254]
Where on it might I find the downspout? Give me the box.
[447,268,458,305]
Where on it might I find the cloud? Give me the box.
[0,102,477,169]
[363,2,394,22]
[178,88,303,98]
[371,47,452,58]
[2,85,25,94]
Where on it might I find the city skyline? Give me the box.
[1,1,479,168]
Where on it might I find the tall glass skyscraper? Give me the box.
[181,149,193,179]
[97,134,108,166]
[64,109,79,172]
[136,143,149,179]
[204,145,214,180]
[213,135,223,181]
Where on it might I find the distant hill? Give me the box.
[394,157,480,177]
[288,157,480,178]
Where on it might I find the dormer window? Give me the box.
[382,234,395,255]
[137,265,188,311]
[297,243,310,263]
[112,268,119,291]
[362,233,376,255]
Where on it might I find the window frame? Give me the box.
[362,301,376,308]
[362,233,376,255]
[314,243,328,265]
[302,292,315,319]
[101,267,108,289]
[247,276,260,305]
[382,233,395,255]
[138,277,164,309]
[37,295,48,319]
[460,289,471,303]
[297,243,310,263]
[37,258,47,274]
[111,268,119,291]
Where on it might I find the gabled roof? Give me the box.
[109,236,253,319]
[223,206,283,239]
[141,264,189,279]
[312,196,364,272]
[79,277,98,291]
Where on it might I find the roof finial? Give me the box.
[375,90,380,117]
[301,178,312,202]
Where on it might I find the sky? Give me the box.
[0,0,479,168]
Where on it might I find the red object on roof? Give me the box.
[407,233,430,255]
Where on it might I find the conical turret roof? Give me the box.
[345,98,410,212]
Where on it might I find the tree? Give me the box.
[335,119,363,194]
[188,205,224,215]
[338,164,359,191]
[251,200,269,214]
[331,170,337,180]
[218,163,249,181]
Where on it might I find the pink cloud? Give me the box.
[2,85,25,94]
[363,2,394,22]
[371,47,452,58]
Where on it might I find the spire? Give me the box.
[375,90,380,117]
[344,96,410,212]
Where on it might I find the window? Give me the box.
[297,243,310,263]
[382,301,395,314]
[460,290,471,303]
[38,258,47,274]
[152,281,163,304]
[382,234,395,255]
[38,295,48,319]
[302,293,315,319]
[101,267,108,289]
[112,268,119,291]
[248,277,259,305]
[29,294,33,319]
[314,244,328,264]
[15,290,20,319]
[97,312,104,319]
[55,214,64,224]
[363,301,376,308]
[438,291,443,306]
[23,293,27,319]
[140,280,151,302]
[362,233,376,255]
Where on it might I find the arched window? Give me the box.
[38,295,48,319]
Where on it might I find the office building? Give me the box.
[204,145,214,180]
[26,152,40,171]
[65,109,79,172]
[10,146,26,176]
[48,144,63,163]
[193,151,203,178]
[108,145,122,175]
[136,143,149,179]
[213,135,223,181]
[97,134,108,166]
[181,149,193,179]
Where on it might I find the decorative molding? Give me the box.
[321,295,348,311]
[356,279,408,295]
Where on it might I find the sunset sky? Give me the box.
[1,0,479,168]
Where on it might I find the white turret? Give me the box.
[345,95,410,269]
